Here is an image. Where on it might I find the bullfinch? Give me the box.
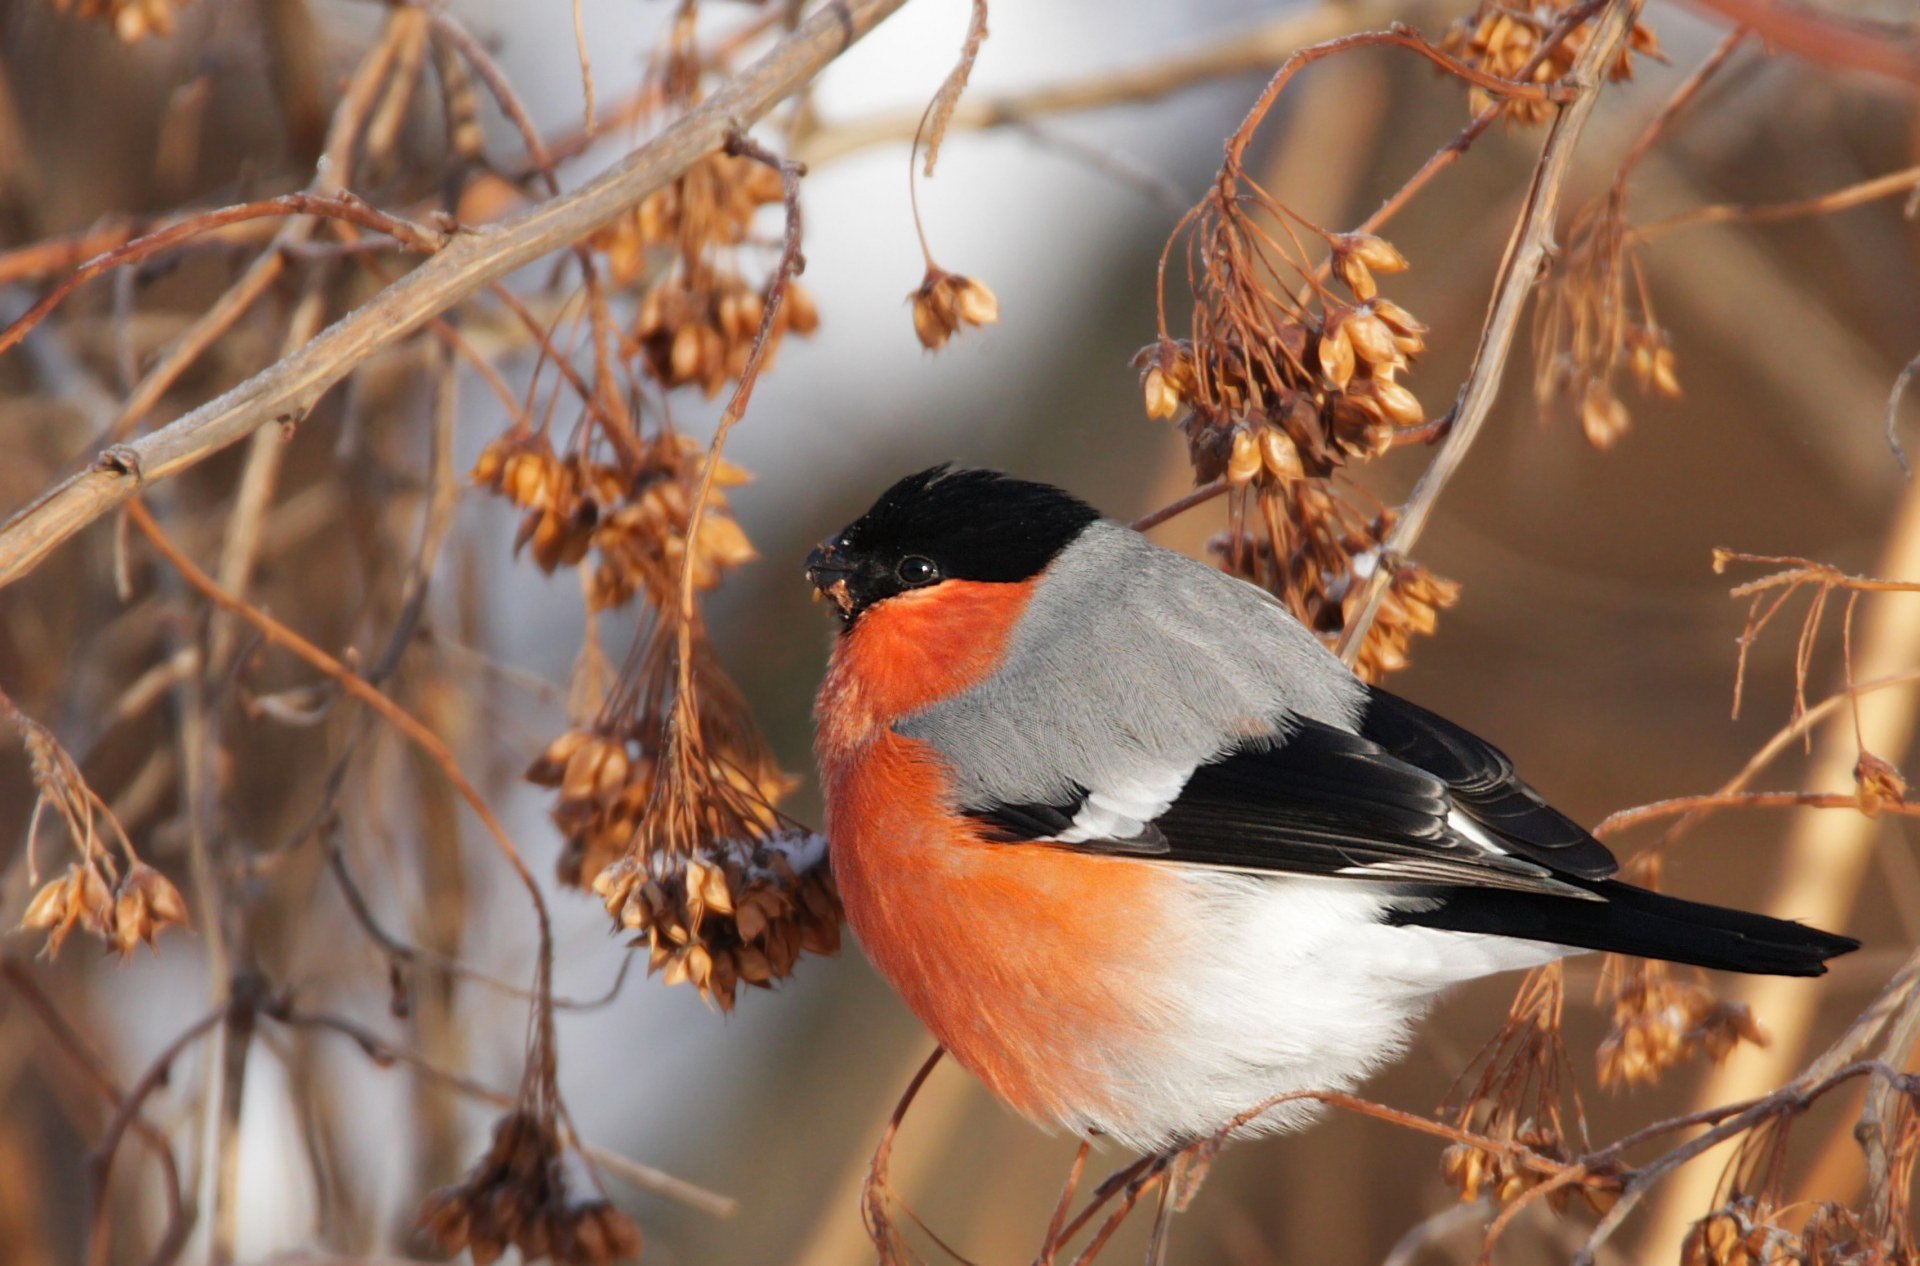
[807,465,1857,1153]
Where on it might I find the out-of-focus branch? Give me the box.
[1632,481,1920,1258]
[0,0,911,593]
[1336,0,1643,665]
[1684,0,1920,85]
[281,1010,736,1218]
[797,1,1402,165]
[1635,162,1920,239]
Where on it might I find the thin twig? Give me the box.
[1337,0,1643,666]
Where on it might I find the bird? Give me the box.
[806,464,1858,1159]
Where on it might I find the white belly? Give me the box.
[1073,872,1568,1151]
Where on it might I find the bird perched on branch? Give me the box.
[807,465,1856,1156]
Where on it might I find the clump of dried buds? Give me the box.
[1144,160,1453,676]
[21,860,190,960]
[594,151,788,282]
[1535,187,1681,449]
[590,145,820,397]
[47,0,189,41]
[1682,1196,1795,1266]
[593,830,841,1011]
[1440,1,1664,125]
[471,431,758,609]
[910,266,999,350]
[9,705,189,959]
[531,606,843,1010]
[1597,960,1766,1089]
[420,1111,642,1266]
[632,269,819,397]
[1440,965,1622,1213]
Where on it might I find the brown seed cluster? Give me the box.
[1441,1116,1620,1215]
[48,0,188,41]
[1534,186,1681,449]
[1441,1,1664,125]
[528,720,791,896]
[1682,1197,1798,1266]
[471,431,757,609]
[22,860,190,959]
[420,1111,642,1266]
[909,266,1000,350]
[1146,232,1428,486]
[1146,181,1454,677]
[11,711,190,959]
[1598,961,1767,1089]
[529,610,843,1011]
[593,151,819,396]
[592,831,842,1011]
[1440,965,1621,1213]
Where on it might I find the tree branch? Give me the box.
[0,0,911,593]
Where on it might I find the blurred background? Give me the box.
[1,0,1917,1263]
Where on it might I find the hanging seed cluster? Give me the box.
[23,861,189,959]
[1597,959,1765,1089]
[1440,1,1664,125]
[420,1111,642,1266]
[465,0,843,1026]
[471,430,757,610]
[594,149,819,396]
[909,266,1000,350]
[11,712,189,959]
[1143,179,1457,679]
[1534,196,1680,449]
[47,0,189,41]
[1440,966,1622,1214]
[592,831,841,1011]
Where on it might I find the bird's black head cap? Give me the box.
[806,465,1101,623]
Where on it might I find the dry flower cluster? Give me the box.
[421,1109,644,1266]
[462,12,848,1017]
[3,0,1919,1263]
[1440,0,1663,124]
[1439,965,1625,1215]
[1680,1102,1920,1266]
[4,696,189,960]
[1534,186,1681,448]
[1141,129,1457,678]
[472,430,758,608]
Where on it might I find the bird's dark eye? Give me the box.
[896,555,940,587]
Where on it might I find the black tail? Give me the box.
[1392,880,1860,977]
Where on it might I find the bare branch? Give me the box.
[0,0,911,592]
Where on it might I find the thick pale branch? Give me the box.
[0,0,909,592]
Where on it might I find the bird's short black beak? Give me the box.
[805,544,859,616]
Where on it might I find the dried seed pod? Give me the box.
[1258,427,1303,484]
[1344,311,1403,369]
[1142,367,1182,420]
[1226,430,1262,488]
[1317,322,1357,389]
[1855,752,1908,817]
[909,267,1000,350]
[1340,233,1409,275]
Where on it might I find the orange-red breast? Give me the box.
[809,466,1857,1152]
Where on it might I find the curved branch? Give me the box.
[0,0,911,592]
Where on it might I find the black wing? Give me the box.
[959,699,1858,977]
[1356,686,1617,879]
[966,713,1604,899]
